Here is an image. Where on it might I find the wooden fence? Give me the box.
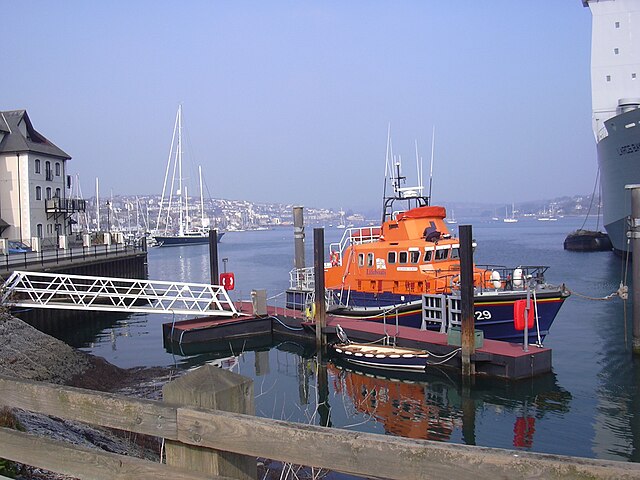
[1,366,640,480]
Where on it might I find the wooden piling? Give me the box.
[459,225,475,377]
[313,228,327,349]
[209,229,219,285]
[162,365,256,480]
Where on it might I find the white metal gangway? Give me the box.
[0,271,238,317]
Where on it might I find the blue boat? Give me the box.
[326,278,568,344]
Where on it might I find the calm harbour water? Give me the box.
[53,217,640,463]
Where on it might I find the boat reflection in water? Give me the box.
[328,361,572,449]
[164,334,572,451]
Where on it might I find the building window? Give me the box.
[46,187,52,200]
[35,186,42,201]
[614,48,619,55]
[36,224,43,237]
[615,21,620,28]
[633,73,637,80]
[35,159,41,174]
[606,75,611,82]
[55,224,62,235]
[55,162,61,176]
[45,161,52,181]
[55,188,61,198]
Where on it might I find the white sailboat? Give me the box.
[503,204,518,223]
[446,209,457,224]
[337,209,346,229]
[153,105,224,246]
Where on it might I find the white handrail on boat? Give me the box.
[289,267,315,291]
[329,226,381,265]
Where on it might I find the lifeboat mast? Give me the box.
[381,132,432,224]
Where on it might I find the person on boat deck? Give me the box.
[423,222,441,243]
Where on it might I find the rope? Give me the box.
[269,315,305,331]
[331,304,406,321]
[426,348,461,365]
[579,168,600,231]
[564,284,627,301]
[425,347,461,359]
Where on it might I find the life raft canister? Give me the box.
[512,267,524,288]
[490,270,501,289]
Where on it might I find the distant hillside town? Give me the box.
[78,192,600,235]
[78,194,367,234]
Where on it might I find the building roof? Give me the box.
[0,110,71,160]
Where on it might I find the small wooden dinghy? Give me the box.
[331,343,430,372]
[330,326,429,372]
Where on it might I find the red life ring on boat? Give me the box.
[330,251,339,266]
[513,299,534,331]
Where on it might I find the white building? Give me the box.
[0,110,84,245]
[583,0,640,139]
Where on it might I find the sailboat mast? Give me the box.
[96,177,100,232]
[185,185,190,230]
[199,165,205,230]
[156,107,180,234]
[177,104,184,237]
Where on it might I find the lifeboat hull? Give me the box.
[327,288,568,344]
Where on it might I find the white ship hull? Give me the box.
[597,107,640,254]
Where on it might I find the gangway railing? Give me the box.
[1,271,238,317]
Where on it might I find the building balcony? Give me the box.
[45,197,87,215]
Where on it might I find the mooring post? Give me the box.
[459,224,476,377]
[209,229,219,285]
[163,365,256,479]
[625,184,640,355]
[293,206,305,271]
[313,228,327,349]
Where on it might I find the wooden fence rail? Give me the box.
[1,368,640,480]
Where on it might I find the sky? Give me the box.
[2,1,597,213]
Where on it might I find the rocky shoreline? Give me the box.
[0,310,177,479]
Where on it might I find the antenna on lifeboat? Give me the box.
[428,125,435,205]
[415,139,421,194]
[382,123,392,204]
[394,156,406,197]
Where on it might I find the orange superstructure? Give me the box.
[325,205,494,297]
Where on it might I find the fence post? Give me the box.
[163,365,256,480]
